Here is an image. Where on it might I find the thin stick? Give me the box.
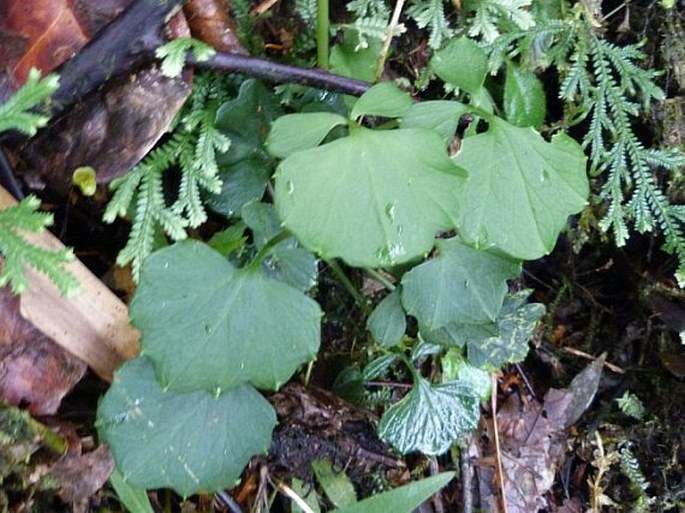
[490,374,508,513]
[277,482,316,513]
[364,267,396,291]
[193,52,371,96]
[375,0,407,81]
[561,347,625,374]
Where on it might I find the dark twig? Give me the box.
[192,52,372,96]
[0,149,23,199]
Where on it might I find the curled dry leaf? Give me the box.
[0,286,86,415]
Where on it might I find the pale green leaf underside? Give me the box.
[454,121,588,260]
[400,100,470,144]
[275,127,466,267]
[378,377,480,455]
[266,112,348,159]
[97,357,276,497]
[334,472,455,513]
[367,289,406,347]
[401,237,520,329]
[350,82,414,120]
[131,241,321,392]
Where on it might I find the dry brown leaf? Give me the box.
[0,287,86,415]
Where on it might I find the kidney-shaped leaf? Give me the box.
[131,241,321,392]
[334,472,455,513]
[275,127,466,267]
[378,376,480,455]
[401,237,520,329]
[453,121,588,260]
[97,357,276,497]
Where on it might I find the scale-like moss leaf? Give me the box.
[378,376,480,455]
[274,127,466,267]
[131,241,321,392]
[401,237,520,329]
[97,357,276,497]
[453,121,588,259]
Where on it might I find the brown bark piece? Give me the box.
[0,185,140,381]
[17,66,192,192]
[0,287,86,415]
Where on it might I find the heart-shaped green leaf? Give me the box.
[367,289,406,347]
[131,241,321,392]
[378,376,480,455]
[266,112,348,159]
[97,357,276,497]
[401,237,520,329]
[350,82,413,120]
[274,127,466,267]
[453,121,588,260]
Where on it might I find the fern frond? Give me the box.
[104,72,234,281]
[0,197,78,295]
[0,68,59,136]
[406,0,453,48]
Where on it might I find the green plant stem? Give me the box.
[248,230,292,271]
[316,0,330,69]
[364,267,396,291]
[326,259,371,315]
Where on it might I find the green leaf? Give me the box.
[274,127,466,267]
[0,196,79,296]
[503,63,546,129]
[367,290,406,347]
[131,241,321,392]
[453,121,588,260]
[420,321,498,348]
[431,36,488,95]
[467,291,545,369]
[401,101,470,144]
[264,245,318,292]
[330,34,382,81]
[241,201,282,246]
[350,82,413,120]
[155,37,215,78]
[0,68,59,136]
[334,472,455,513]
[266,112,349,159]
[401,237,520,329]
[97,357,276,497]
[378,376,480,455]
[312,459,357,508]
[109,468,154,513]
[362,354,399,380]
[207,222,247,256]
[441,349,491,399]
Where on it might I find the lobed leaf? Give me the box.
[274,127,466,267]
[97,357,276,497]
[131,241,321,392]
